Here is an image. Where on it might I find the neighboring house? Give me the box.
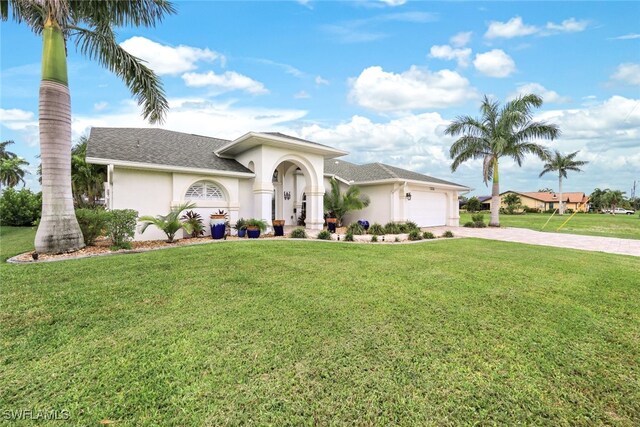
[500,191,590,212]
[87,128,469,240]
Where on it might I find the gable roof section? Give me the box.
[216,131,347,158]
[324,159,469,189]
[86,128,252,174]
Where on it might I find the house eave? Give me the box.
[216,132,348,159]
[324,175,470,191]
[86,157,255,178]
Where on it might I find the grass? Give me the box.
[1,226,639,425]
[461,211,640,240]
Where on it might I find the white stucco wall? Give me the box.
[111,166,247,241]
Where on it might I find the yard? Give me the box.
[1,226,639,425]
[461,211,640,240]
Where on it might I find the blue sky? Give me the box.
[1,0,639,197]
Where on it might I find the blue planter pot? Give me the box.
[247,228,261,239]
[210,221,226,240]
[237,229,246,238]
[327,220,337,233]
[358,220,370,231]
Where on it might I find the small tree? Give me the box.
[502,193,522,214]
[323,178,370,226]
[465,196,482,212]
[139,202,196,243]
[603,190,625,213]
[539,150,588,215]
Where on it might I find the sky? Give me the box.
[1,0,639,197]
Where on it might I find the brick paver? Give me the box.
[427,226,640,257]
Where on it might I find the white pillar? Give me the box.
[306,186,325,230]
[253,181,273,229]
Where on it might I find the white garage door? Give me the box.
[408,191,447,227]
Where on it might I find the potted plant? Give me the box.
[272,219,285,236]
[245,218,267,239]
[326,216,337,233]
[233,218,247,238]
[209,209,227,240]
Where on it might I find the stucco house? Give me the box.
[500,190,590,212]
[86,128,469,240]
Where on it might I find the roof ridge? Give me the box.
[376,163,398,179]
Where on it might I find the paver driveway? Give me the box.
[429,226,640,257]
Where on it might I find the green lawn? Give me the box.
[461,211,640,240]
[1,226,639,425]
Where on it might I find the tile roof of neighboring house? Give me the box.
[505,191,589,203]
[86,128,252,173]
[324,159,467,188]
[477,196,492,202]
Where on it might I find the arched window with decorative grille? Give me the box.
[185,181,225,201]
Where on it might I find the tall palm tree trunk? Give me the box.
[489,159,500,227]
[558,173,564,215]
[34,18,84,253]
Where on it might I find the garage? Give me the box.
[407,191,447,227]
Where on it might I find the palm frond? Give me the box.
[72,23,169,124]
[70,0,175,28]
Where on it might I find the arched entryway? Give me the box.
[270,158,316,228]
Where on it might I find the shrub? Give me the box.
[0,188,41,226]
[371,235,378,242]
[523,206,540,213]
[346,222,365,235]
[423,231,435,239]
[394,236,400,242]
[471,213,484,223]
[181,210,205,238]
[233,217,247,231]
[75,208,109,245]
[463,221,475,228]
[442,230,454,238]
[245,218,268,231]
[368,223,385,236]
[473,221,487,228]
[465,196,482,212]
[290,227,307,239]
[317,230,331,240]
[344,231,354,242]
[384,222,401,234]
[405,221,420,232]
[139,203,196,243]
[408,230,422,241]
[106,209,138,250]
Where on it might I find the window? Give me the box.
[185,181,225,200]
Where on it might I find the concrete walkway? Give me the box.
[427,226,640,257]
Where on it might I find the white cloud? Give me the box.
[508,83,570,104]
[485,16,588,39]
[0,108,34,122]
[485,16,538,39]
[611,63,640,86]
[473,49,516,78]
[545,18,588,33]
[315,76,330,86]
[450,31,472,47]
[182,71,268,94]
[120,36,222,76]
[71,98,306,142]
[610,33,640,40]
[93,101,108,111]
[348,65,477,112]
[379,0,407,6]
[294,91,311,99]
[429,45,472,67]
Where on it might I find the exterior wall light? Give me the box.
[284,191,291,200]
[406,192,412,201]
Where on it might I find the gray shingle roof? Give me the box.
[324,159,467,188]
[86,128,252,174]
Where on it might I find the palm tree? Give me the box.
[71,136,107,206]
[1,140,18,160]
[539,150,588,215]
[604,190,625,214]
[0,156,30,190]
[446,94,559,226]
[139,202,196,243]
[2,1,174,253]
[323,178,370,226]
